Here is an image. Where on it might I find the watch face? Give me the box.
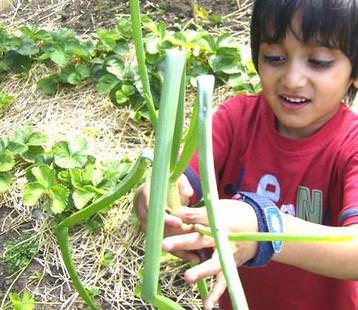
[265,206,283,253]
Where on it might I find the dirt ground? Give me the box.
[0,1,254,309]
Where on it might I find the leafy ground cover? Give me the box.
[0,1,258,309]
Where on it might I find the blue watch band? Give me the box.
[237,192,284,267]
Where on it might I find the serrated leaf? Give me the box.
[70,135,88,154]
[96,29,121,51]
[48,47,71,67]
[23,182,46,206]
[110,86,129,106]
[49,184,69,214]
[0,172,11,192]
[37,75,59,95]
[53,139,88,169]
[0,91,14,109]
[17,38,39,56]
[73,189,95,209]
[0,150,15,172]
[7,141,28,154]
[96,74,120,94]
[27,132,48,146]
[21,145,46,163]
[9,291,35,310]
[105,56,125,78]
[4,51,32,74]
[31,165,55,188]
[0,137,8,153]
[91,168,104,186]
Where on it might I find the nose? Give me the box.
[280,61,307,90]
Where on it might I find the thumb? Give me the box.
[178,174,194,198]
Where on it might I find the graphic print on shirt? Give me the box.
[225,171,324,225]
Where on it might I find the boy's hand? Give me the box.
[162,200,259,309]
[134,175,201,262]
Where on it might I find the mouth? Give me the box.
[279,94,310,109]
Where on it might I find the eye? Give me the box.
[308,58,335,68]
[262,55,286,64]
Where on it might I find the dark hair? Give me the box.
[250,0,358,103]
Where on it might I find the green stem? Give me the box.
[167,181,182,211]
[170,68,186,173]
[58,150,151,229]
[141,50,186,308]
[170,98,199,183]
[195,224,357,242]
[129,0,157,126]
[197,75,248,310]
[55,227,97,310]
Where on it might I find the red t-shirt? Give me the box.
[186,93,358,309]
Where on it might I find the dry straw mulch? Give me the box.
[0,1,254,309]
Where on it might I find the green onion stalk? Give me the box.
[195,224,357,243]
[196,75,249,310]
[141,50,187,309]
[55,151,152,310]
[129,0,209,306]
[129,0,157,127]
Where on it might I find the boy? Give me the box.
[135,0,358,309]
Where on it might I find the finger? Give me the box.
[162,232,214,253]
[183,255,221,283]
[172,206,209,226]
[204,272,227,310]
[164,214,196,236]
[178,174,194,198]
[170,250,201,264]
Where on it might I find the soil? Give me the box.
[60,0,241,32]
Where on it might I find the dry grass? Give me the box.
[0,1,254,309]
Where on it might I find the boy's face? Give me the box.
[258,18,357,139]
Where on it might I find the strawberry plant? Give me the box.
[0,14,261,121]
[9,291,35,310]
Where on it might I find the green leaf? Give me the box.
[104,56,125,78]
[21,145,46,163]
[96,74,120,94]
[121,84,136,96]
[0,137,8,153]
[101,250,115,267]
[96,28,121,51]
[208,53,242,75]
[13,127,47,146]
[59,64,90,85]
[0,172,11,192]
[109,85,129,106]
[23,182,46,206]
[70,135,88,154]
[31,165,55,188]
[49,184,69,214]
[0,91,14,110]
[51,28,76,42]
[17,38,39,56]
[0,150,15,172]
[9,291,35,310]
[4,51,32,74]
[72,189,95,209]
[37,75,59,95]
[52,138,88,169]
[47,46,71,67]
[7,141,27,154]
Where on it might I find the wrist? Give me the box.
[234,192,284,267]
